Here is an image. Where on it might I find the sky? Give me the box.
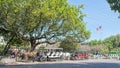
[68,0,120,41]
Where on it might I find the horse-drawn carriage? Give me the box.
[40,48,70,61]
[36,48,71,61]
[14,48,71,62]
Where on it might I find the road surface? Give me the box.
[0,59,120,68]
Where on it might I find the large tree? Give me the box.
[0,0,90,51]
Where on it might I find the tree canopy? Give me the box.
[0,0,90,51]
[107,0,120,17]
[107,0,120,13]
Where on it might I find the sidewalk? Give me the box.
[5,59,120,65]
[0,57,15,64]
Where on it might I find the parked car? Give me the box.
[108,51,119,60]
[71,51,89,60]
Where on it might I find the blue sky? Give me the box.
[68,0,120,41]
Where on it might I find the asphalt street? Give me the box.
[0,62,120,68]
[0,59,120,68]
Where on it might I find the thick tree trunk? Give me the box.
[30,38,36,51]
[31,44,36,51]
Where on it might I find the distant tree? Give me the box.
[90,45,107,52]
[114,34,120,48]
[89,34,120,52]
[59,36,81,52]
[0,0,90,52]
[102,35,120,51]
[102,36,115,51]
[89,40,106,53]
[89,40,102,46]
